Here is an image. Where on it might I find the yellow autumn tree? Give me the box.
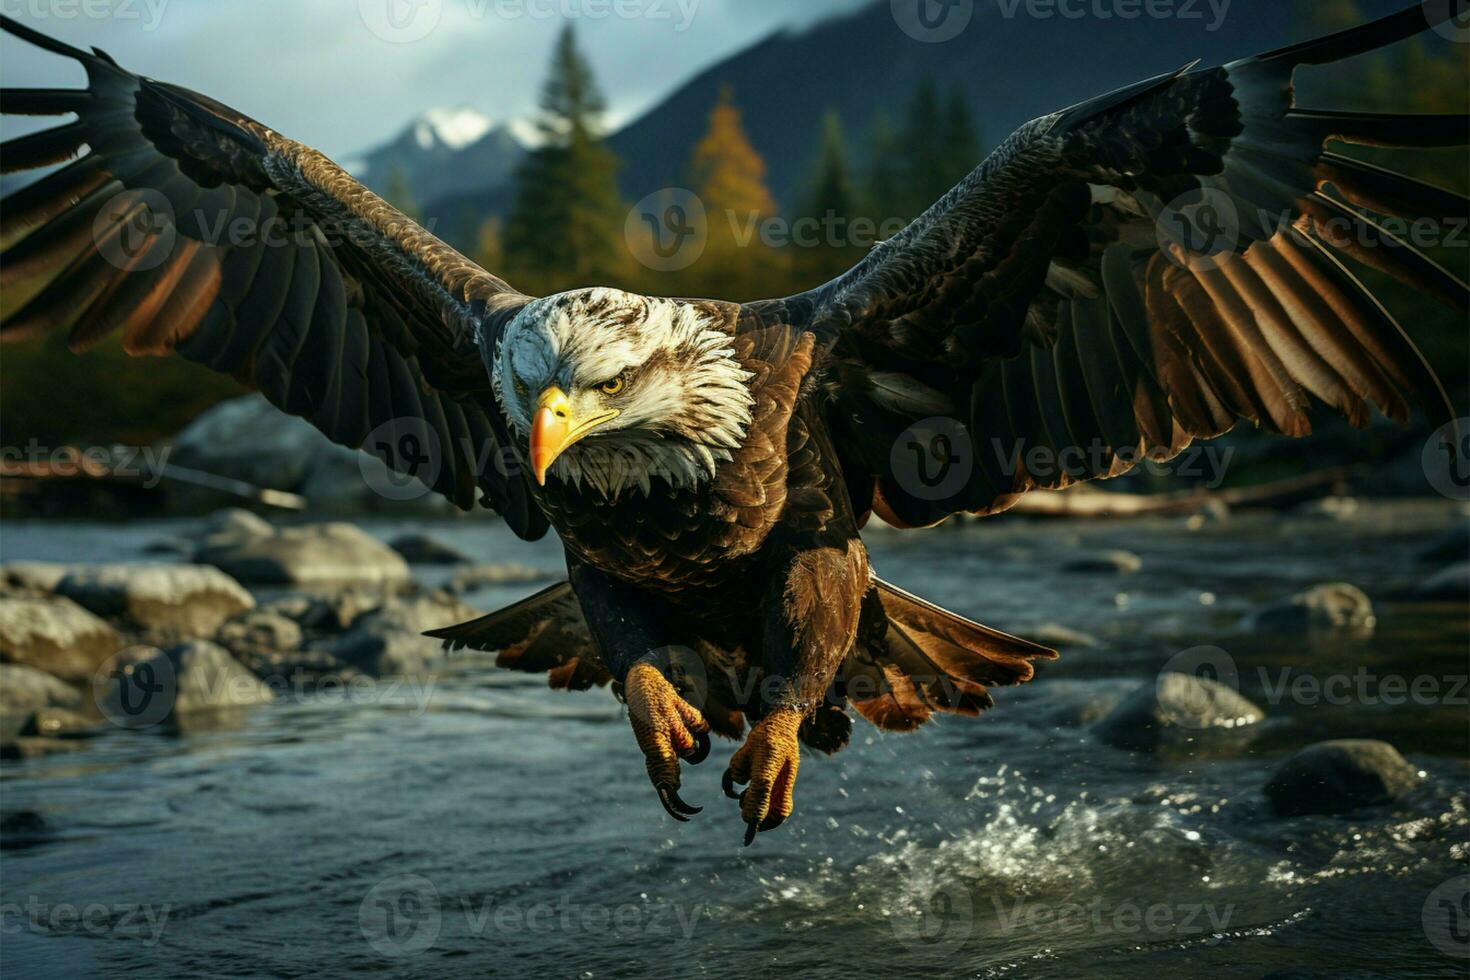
[673,86,787,300]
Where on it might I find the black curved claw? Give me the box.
[655,783,702,822]
[743,820,759,847]
[683,729,710,766]
[721,768,745,800]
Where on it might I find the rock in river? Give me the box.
[389,533,472,565]
[1062,549,1142,574]
[0,595,121,683]
[0,663,83,738]
[95,640,273,728]
[1094,672,1264,752]
[196,522,409,587]
[1264,740,1421,817]
[56,564,255,636]
[1242,582,1374,634]
[318,595,478,676]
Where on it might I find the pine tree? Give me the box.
[796,111,862,285]
[940,84,981,188]
[864,109,907,225]
[691,86,777,219]
[473,216,504,273]
[505,25,626,291]
[900,77,949,216]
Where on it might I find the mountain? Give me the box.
[349,106,531,208]
[412,0,1413,251]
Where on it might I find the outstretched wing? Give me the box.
[749,4,1466,528]
[0,17,548,537]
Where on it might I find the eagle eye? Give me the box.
[598,374,627,396]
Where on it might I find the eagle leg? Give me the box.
[624,661,711,822]
[723,708,804,845]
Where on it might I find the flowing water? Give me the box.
[1,502,1466,978]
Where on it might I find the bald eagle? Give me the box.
[1,7,1464,844]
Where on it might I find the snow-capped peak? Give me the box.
[412,106,495,150]
[505,117,544,150]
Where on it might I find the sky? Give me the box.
[0,0,870,157]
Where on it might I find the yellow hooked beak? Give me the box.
[529,386,620,486]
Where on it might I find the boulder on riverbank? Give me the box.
[317,594,479,676]
[56,564,254,636]
[94,641,274,729]
[0,595,121,683]
[389,533,472,565]
[1061,549,1142,574]
[1264,739,1421,817]
[0,663,83,738]
[1094,672,1264,752]
[196,522,409,587]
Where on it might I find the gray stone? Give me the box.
[1,737,87,760]
[0,596,122,683]
[1013,623,1099,650]
[1,562,69,595]
[1093,672,1264,752]
[318,595,478,676]
[197,508,274,550]
[20,707,101,738]
[1243,583,1374,634]
[196,522,409,587]
[95,641,273,726]
[1062,550,1142,574]
[390,533,473,565]
[214,611,304,669]
[1264,740,1421,817]
[56,564,254,636]
[0,664,82,738]
[260,591,384,633]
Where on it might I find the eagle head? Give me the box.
[489,287,755,497]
